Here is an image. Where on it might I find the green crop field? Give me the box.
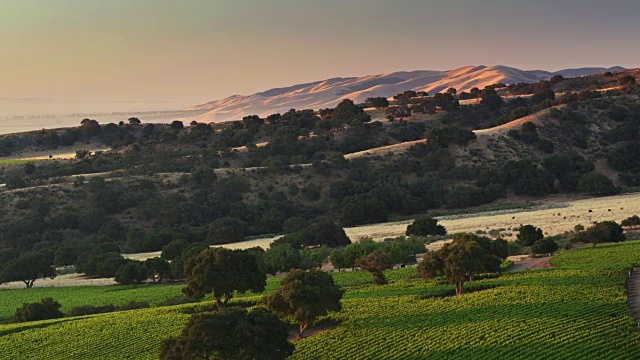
[0,284,185,321]
[1,242,640,359]
[0,268,414,322]
[551,241,640,267]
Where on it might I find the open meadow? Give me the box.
[124,192,640,263]
[2,241,640,359]
[346,192,640,242]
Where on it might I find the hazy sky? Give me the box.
[2,0,639,105]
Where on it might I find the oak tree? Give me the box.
[160,308,293,360]
[355,251,394,285]
[417,234,501,295]
[264,269,342,338]
[183,248,266,309]
[0,253,56,288]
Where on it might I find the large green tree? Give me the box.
[160,308,294,360]
[406,216,446,237]
[0,253,56,288]
[572,221,625,248]
[355,252,394,285]
[329,238,382,271]
[417,234,501,295]
[516,225,544,246]
[144,257,171,283]
[264,269,343,338]
[274,219,351,249]
[332,99,371,126]
[183,248,266,309]
[260,243,302,276]
[577,172,619,196]
[114,261,148,286]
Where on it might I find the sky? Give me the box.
[1,0,639,106]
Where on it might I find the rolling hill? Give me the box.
[186,65,624,123]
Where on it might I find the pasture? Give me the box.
[123,192,640,263]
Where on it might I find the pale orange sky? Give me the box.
[1,0,639,107]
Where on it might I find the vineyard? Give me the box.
[0,284,184,321]
[1,242,640,359]
[0,306,189,360]
[551,241,640,267]
[292,267,639,359]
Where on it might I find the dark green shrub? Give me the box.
[14,298,63,323]
[531,238,559,254]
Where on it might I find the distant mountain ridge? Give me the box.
[186,65,625,123]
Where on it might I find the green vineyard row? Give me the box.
[0,241,639,359]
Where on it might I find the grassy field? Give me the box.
[2,242,640,359]
[344,192,640,243]
[124,192,640,262]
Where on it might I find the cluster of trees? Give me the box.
[114,257,172,285]
[0,118,143,157]
[515,225,558,254]
[386,89,460,118]
[257,244,330,276]
[601,101,640,187]
[365,97,390,109]
[236,221,428,280]
[513,220,628,253]
[160,246,344,359]
[273,219,351,249]
[475,152,618,198]
[621,215,640,227]
[330,236,426,272]
[571,221,626,248]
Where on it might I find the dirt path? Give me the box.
[627,268,640,323]
[509,256,552,271]
[288,321,339,342]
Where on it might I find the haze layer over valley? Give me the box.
[0,99,202,135]
[0,65,622,135]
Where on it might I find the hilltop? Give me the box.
[186,65,624,123]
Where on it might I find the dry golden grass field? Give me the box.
[347,193,640,244]
[123,192,640,261]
